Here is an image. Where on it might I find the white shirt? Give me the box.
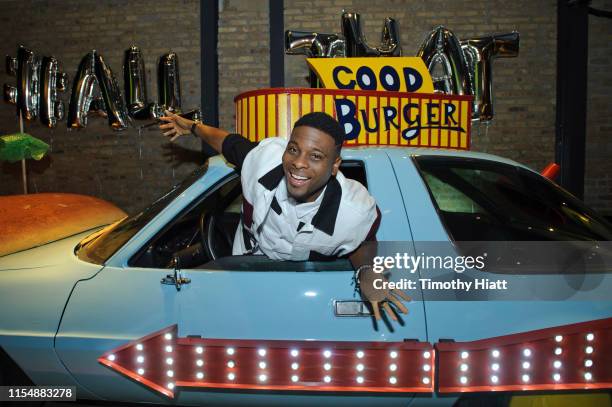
[257,180,326,259]
[230,137,380,261]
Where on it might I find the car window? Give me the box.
[129,161,369,270]
[415,156,612,241]
[129,174,242,268]
[77,166,209,265]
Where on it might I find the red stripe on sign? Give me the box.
[355,96,359,146]
[377,95,381,145]
[419,97,424,147]
[458,99,462,148]
[397,97,402,146]
[332,98,336,119]
[236,99,240,134]
[465,100,471,149]
[439,97,444,148]
[247,97,252,141]
[255,95,259,141]
[310,92,314,113]
[298,91,303,118]
[265,94,268,137]
[365,96,369,146]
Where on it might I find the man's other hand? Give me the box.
[357,265,411,322]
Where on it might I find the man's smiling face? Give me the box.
[282,125,341,203]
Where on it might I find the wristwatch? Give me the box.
[190,122,198,137]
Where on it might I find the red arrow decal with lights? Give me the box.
[98,325,435,398]
[436,317,612,393]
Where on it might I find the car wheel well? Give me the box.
[0,346,36,386]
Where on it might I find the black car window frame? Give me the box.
[413,155,612,242]
[128,173,241,267]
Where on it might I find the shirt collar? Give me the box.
[257,164,342,236]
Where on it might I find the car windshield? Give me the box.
[76,166,208,264]
[415,156,612,241]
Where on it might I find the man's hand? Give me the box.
[357,265,411,322]
[159,110,194,141]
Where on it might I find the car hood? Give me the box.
[0,193,127,257]
[0,229,102,271]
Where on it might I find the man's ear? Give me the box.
[331,154,342,176]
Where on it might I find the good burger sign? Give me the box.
[235,57,472,150]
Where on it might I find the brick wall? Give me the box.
[585,0,612,216]
[0,0,201,214]
[218,0,270,130]
[1,0,610,216]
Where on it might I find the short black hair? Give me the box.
[293,112,345,152]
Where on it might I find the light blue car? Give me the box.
[1,146,611,407]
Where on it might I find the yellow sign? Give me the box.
[234,88,472,150]
[307,57,434,93]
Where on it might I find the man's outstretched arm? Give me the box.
[159,110,229,153]
[159,110,257,170]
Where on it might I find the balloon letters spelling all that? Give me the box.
[2,45,191,130]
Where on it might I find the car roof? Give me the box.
[208,144,535,173]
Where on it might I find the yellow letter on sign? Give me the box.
[307,57,434,93]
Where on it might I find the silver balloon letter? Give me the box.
[67,52,98,129]
[94,52,130,130]
[461,32,519,122]
[40,56,68,128]
[285,31,346,58]
[341,12,401,57]
[417,26,472,96]
[124,45,151,119]
[5,46,42,120]
[157,52,181,113]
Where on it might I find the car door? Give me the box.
[56,153,428,406]
[389,150,612,393]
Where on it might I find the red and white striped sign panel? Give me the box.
[234,88,472,150]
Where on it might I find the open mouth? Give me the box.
[287,171,311,188]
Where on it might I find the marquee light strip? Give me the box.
[436,317,612,393]
[99,325,435,398]
[99,318,612,398]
